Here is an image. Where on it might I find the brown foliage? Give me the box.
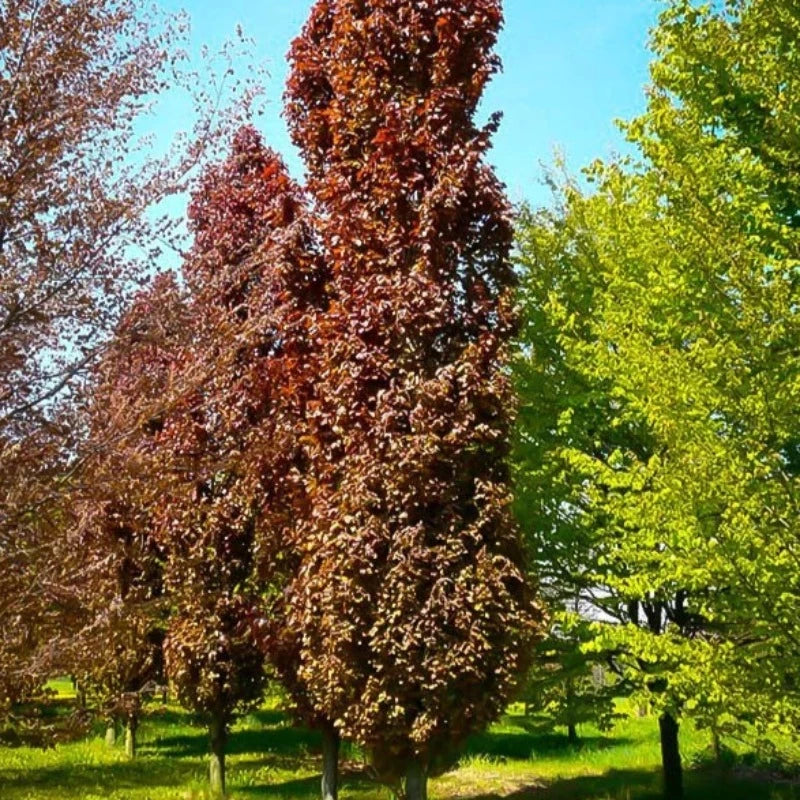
[154,126,327,732]
[64,272,187,724]
[0,0,180,722]
[279,0,543,779]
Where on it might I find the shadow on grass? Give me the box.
[467,767,800,800]
[150,724,322,759]
[237,770,376,798]
[463,727,633,762]
[0,758,201,797]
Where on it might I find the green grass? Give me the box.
[1,691,798,800]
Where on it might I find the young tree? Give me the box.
[159,126,326,798]
[63,273,188,758]
[282,2,542,796]
[521,616,621,744]
[514,1,800,797]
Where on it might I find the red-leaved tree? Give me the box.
[156,126,327,798]
[0,0,265,735]
[59,272,189,757]
[281,2,542,797]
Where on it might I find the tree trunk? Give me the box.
[321,724,340,800]
[209,713,227,798]
[105,718,117,747]
[124,716,137,759]
[405,758,427,800]
[659,712,683,799]
[712,727,722,767]
[568,723,578,744]
[565,677,578,744]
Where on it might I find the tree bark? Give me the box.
[124,715,137,759]
[405,758,428,800]
[321,724,340,800]
[566,676,578,744]
[209,712,227,798]
[659,712,683,799]
[712,727,722,767]
[568,723,578,744]
[105,718,117,747]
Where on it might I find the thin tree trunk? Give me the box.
[105,717,117,747]
[124,715,137,759]
[712,727,722,767]
[321,724,340,800]
[568,723,578,744]
[566,676,578,744]
[209,712,227,798]
[659,712,683,799]
[405,758,427,800]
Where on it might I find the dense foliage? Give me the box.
[0,0,262,739]
[514,1,800,797]
[5,2,800,800]
[281,2,542,794]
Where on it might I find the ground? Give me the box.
[0,682,797,799]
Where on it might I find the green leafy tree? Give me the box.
[521,615,621,744]
[514,1,799,797]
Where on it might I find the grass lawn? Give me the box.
[0,682,798,799]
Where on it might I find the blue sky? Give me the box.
[158,0,659,207]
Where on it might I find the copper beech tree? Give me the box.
[0,0,174,725]
[0,0,262,729]
[154,127,327,798]
[64,273,189,758]
[280,1,542,797]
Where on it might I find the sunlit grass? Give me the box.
[1,692,798,799]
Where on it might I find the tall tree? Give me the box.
[514,1,800,796]
[0,0,261,731]
[282,2,541,797]
[158,126,326,799]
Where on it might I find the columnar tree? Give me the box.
[159,126,326,798]
[514,1,800,797]
[282,2,541,796]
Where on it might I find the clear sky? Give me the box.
[158,0,660,208]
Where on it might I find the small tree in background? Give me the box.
[63,272,189,758]
[282,2,542,797]
[521,615,621,744]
